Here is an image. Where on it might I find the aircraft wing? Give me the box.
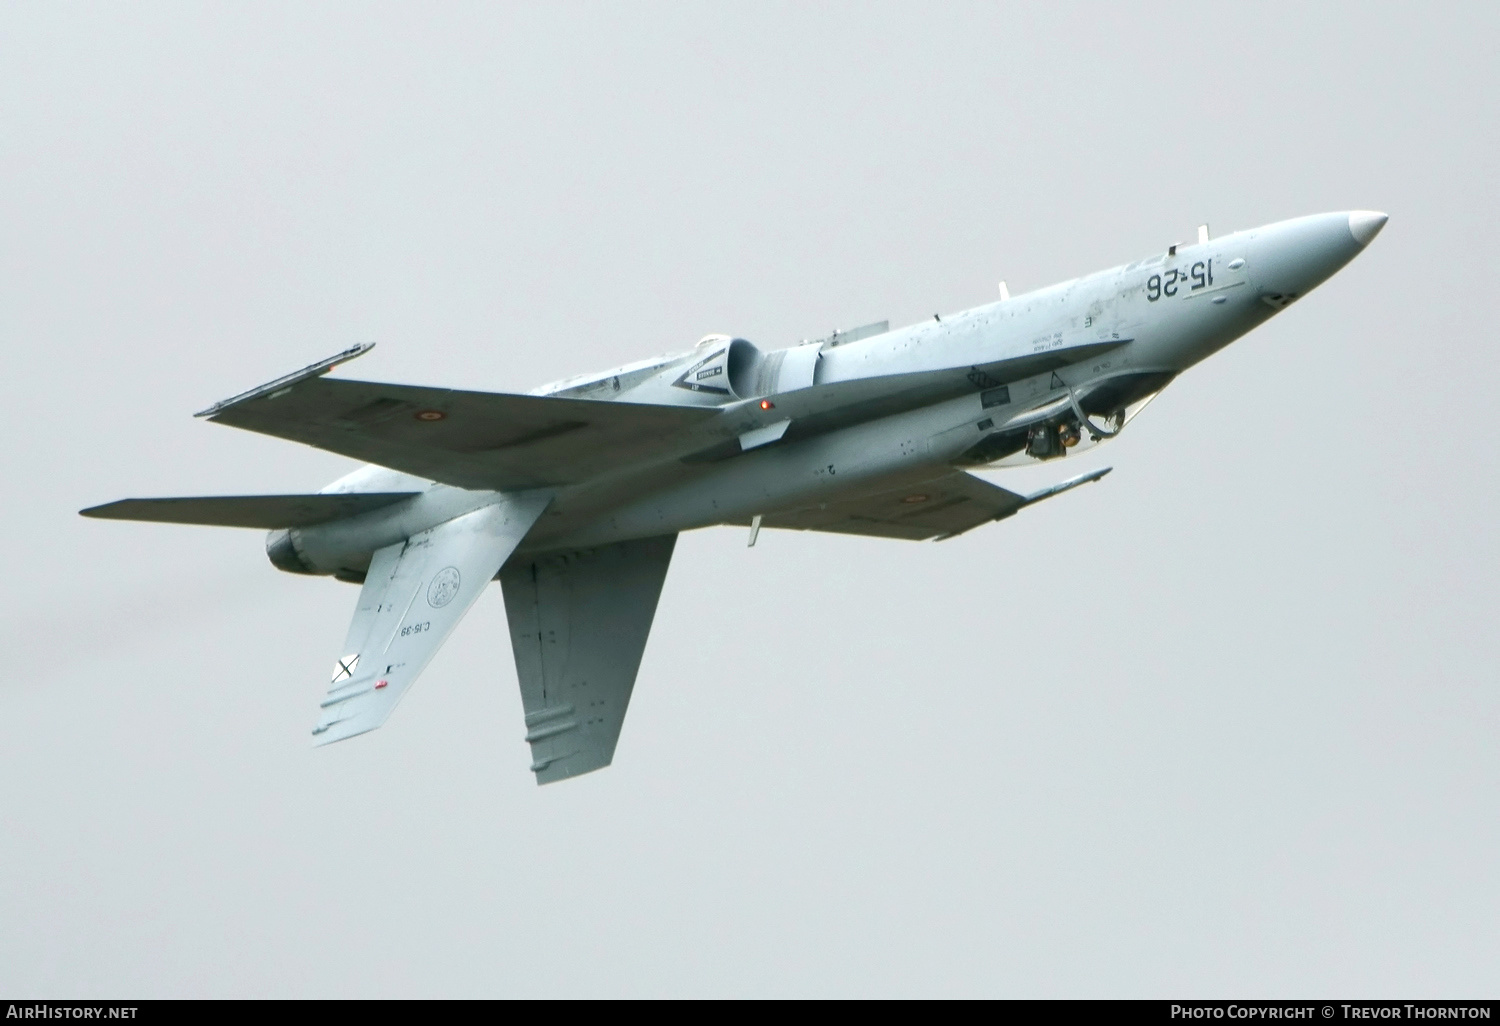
[196,345,718,492]
[499,534,677,785]
[314,493,551,744]
[79,493,419,528]
[740,467,1111,541]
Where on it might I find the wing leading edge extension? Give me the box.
[197,345,718,492]
[314,492,551,744]
[499,534,677,785]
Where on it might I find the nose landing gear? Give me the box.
[1026,419,1082,459]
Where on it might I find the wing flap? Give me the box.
[78,493,419,529]
[499,534,677,784]
[197,350,718,491]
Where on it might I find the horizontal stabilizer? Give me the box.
[196,347,719,492]
[79,492,420,529]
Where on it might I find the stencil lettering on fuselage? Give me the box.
[673,350,732,395]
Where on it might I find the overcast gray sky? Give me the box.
[2,1,1496,997]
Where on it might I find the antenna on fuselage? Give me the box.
[998,280,1010,301]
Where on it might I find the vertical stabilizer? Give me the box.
[500,535,677,784]
[313,493,551,744]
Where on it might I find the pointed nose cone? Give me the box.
[1348,210,1389,247]
[1248,211,1387,305]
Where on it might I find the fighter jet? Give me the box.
[82,211,1387,783]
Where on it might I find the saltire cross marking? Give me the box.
[330,653,360,683]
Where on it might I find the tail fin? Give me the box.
[313,494,552,744]
[500,534,677,784]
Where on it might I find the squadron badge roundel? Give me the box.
[427,567,461,608]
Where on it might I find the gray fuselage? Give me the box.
[276,211,1383,577]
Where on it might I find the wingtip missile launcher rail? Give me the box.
[195,342,376,419]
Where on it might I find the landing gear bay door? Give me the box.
[315,493,551,744]
[500,535,677,785]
